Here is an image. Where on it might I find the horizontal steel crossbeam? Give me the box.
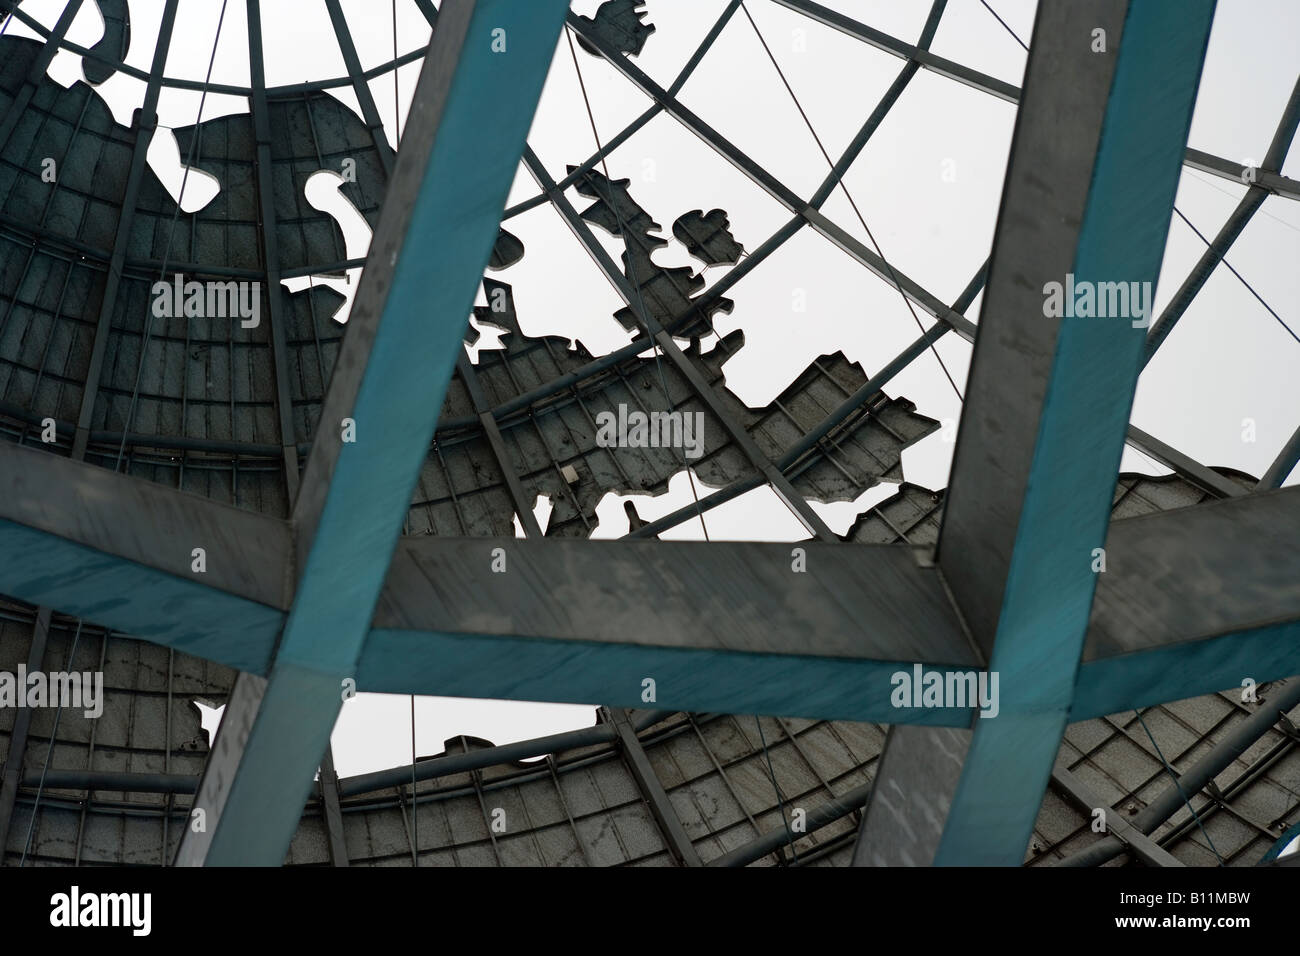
[0,440,288,671]
[3,440,1297,724]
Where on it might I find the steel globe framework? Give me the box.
[0,0,1297,868]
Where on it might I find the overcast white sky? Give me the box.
[6,0,1296,777]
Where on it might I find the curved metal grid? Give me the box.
[4,473,1297,867]
[0,3,945,532]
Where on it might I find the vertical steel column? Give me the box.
[933,0,1216,865]
[248,0,303,503]
[175,0,568,866]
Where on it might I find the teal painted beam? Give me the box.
[355,623,1300,729]
[356,616,1300,731]
[361,472,1297,722]
[360,535,982,724]
[360,630,987,727]
[0,441,288,672]
[1075,620,1300,721]
[176,0,569,866]
[934,0,1217,865]
[0,520,280,673]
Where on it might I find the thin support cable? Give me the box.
[112,0,230,472]
[1172,207,1298,345]
[564,28,719,540]
[977,1,1296,345]
[754,715,799,865]
[738,0,964,402]
[979,0,1028,52]
[1133,709,1224,866]
[1185,169,1300,235]
[410,694,418,865]
[20,620,84,866]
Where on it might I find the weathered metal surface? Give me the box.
[936,0,1216,865]
[0,441,287,669]
[0,0,1293,871]
[177,0,570,866]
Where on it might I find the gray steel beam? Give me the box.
[1144,74,1300,364]
[1087,485,1300,657]
[770,0,1018,103]
[1056,677,1300,867]
[317,747,349,866]
[803,0,950,213]
[1049,767,1184,867]
[1124,425,1246,499]
[1260,423,1300,489]
[176,0,569,867]
[1142,190,1267,364]
[932,0,1215,864]
[18,767,197,794]
[1261,74,1300,173]
[0,0,1272,209]
[70,0,179,459]
[1093,723,1296,865]
[852,724,971,865]
[363,536,978,721]
[0,441,289,670]
[1077,485,1300,718]
[809,60,924,210]
[248,0,303,503]
[936,0,1184,652]
[626,476,765,539]
[0,5,177,852]
[771,0,1300,202]
[1182,147,1300,201]
[5,460,1279,691]
[566,14,980,350]
[837,0,981,870]
[0,0,85,150]
[521,147,836,541]
[3,455,1293,729]
[456,352,542,537]
[709,780,872,867]
[411,0,438,30]
[604,706,701,866]
[323,0,397,177]
[339,722,618,797]
[0,607,52,844]
[802,207,979,343]
[667,0,739,97]
[175,669,267,862]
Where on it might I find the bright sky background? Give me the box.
[6,0,1297,778]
